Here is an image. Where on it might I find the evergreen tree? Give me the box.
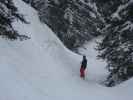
[22,0,102,49]
[97,0,133,86]
[0,0,29,40]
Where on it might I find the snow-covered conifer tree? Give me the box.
[0,0,28,40]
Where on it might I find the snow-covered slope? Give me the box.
[0,0,133,100]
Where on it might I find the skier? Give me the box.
[80,55,87,79]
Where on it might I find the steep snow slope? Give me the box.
[0,0,133,100]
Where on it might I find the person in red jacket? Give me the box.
[80,55,87,79]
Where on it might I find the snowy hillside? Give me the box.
[0,0,133,100]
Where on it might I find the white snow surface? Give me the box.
[0,0,133,100]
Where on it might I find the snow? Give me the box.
[120,21,133,32]
[89,11,96,18]
[64,7,73,25]
[0,0,133,100]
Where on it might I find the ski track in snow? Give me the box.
[0,0,133,100]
